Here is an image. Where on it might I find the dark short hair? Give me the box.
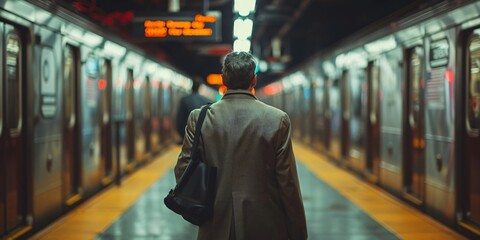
[222,51,256,89]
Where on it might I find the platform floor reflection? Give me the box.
[30,142,467,240]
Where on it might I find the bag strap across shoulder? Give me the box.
[190,103,211,162]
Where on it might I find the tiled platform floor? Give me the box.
[31,142,468,240]
[97,163,400,240]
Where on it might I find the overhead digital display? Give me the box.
[133,11,221,42]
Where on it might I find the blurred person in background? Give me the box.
[174,51,308,240]
[175,77,210,144]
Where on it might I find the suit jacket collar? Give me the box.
[222,89,258,100]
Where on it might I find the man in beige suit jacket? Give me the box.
[174,51,308,240]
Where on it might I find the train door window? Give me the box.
[64,47,75,125]
[152,81,158,118]
[144,76,151,119]
[101,60,112,123]
[143,76,151,152]
[313,79,324,147]
[467,34,480,132]
[370,65,379,123]
[409,48,423,127]
[342,71,351,117]
[162,84,171,116]
[126,69,134,120]
[341,71,350,158]
[5,30,21,133]
[40,47,56,118]
[125,69,135,163]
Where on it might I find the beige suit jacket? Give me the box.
[174,89,308,240]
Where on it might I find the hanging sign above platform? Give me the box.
[132,11,222,42]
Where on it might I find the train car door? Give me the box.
[1,24,27,234]
[143,76,151,156]
[63,45,82,206]
[99,60,113,184]
[340,71,350,160]
[366,61,381,182]
[403,47,425,205]
[125,69,135,169]
[461,30,480,228]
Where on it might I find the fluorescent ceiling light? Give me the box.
[234,0,257,16]
[233,39,251,52]
[233,18,253,39]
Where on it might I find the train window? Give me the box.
[369,64,380,122]
[64,46,76,122]
[6,31,21,132]
[126,69,134,120]
[342,71,350,117]
[409,47,423,127]
[144,76,151,118]
[162,85,171,114]
[151,82,158,118]
[467,33,480,131]
[41,47,57,118]
[101,60,112,123]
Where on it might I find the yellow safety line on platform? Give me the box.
[30,145,181,240]
[293,141,467,240]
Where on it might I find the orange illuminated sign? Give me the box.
[207,74,223,85]
[133,12,221,42]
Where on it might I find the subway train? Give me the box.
[0,0,215,238]
[257,0,480,238]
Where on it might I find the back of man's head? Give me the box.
[222,51,256,90]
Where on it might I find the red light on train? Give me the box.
[264,85,277,95]
[98,79,107,90]
[445,69,454,83]
[264,82,283,95]
[133,80,142,89]
[152,81,161,87]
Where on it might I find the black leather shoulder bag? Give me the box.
[164,103,217,226]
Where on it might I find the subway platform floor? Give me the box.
[30,142,466,240]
